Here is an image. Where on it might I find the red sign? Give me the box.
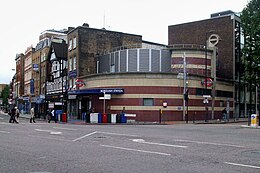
[202,78,213,87]
[75,79,85,88]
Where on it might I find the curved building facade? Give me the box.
[68,46,234,122]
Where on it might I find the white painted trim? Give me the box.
[126,49,128,72]
[159,50,162,72]
[116,52,119,72]
[137,49,140,71]
[149,49,152,72]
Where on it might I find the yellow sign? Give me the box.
[251,114,258,127]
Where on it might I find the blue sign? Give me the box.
[69,70,77,78]
[68,88,124,95]
[32,64,39,72]
[30,79,34,94]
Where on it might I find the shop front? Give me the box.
[67,88,124,120]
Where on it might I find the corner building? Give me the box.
[66,11,240,122]
[66,24,142,119]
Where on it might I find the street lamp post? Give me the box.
[204,30,214,122]
[103,91,106,114]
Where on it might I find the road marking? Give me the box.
[29,135,72,142]
[73,131,97,142]
[132,139,187,148]
[174,139,245,148]
[224,162,260,169]
[35,129,62,135]
[0,117,4,120]
[0,130,10,134]
[53,127,78,131]
[97,131,138,137]
[101,144,171,156]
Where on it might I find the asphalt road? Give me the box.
[0,113,260,173]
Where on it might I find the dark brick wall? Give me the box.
[68,27,142,77]
[168,16,234,80]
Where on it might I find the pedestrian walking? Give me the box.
[48,109,57,123]
[9,107,18,123]
[222,108,227,121]
[15,106,20,123]
[30,107,36,123]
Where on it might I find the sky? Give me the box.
[0,0,249,84]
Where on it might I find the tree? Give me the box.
[240,0,260,118]
[240,0,260,84]
[0,85,10,106]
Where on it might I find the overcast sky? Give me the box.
[0,0,248,84]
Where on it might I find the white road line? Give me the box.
[35,129,53,132]
[0,117,4,120]
[35,129,62,135]
[224,162,260,169]
[72,131,97,142]
[174,139,245,148]
[101,144,171,156]
[29,135,72,142]
[97,131,138,137]
[132,139,187,148]
[0,130,10,134]
[53,127,78,131]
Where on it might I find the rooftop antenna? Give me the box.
[103,10,106,29]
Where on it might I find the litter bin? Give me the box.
[116,114,121,123]
[111,114,117,123]
[120,113,127,123]
[107,114,111,123]
[85,113,90,123]
[90,113,98,123]
[62,113,67,122]
[102,114,108,123]
[251,114,258,128]
[98,113,102,123]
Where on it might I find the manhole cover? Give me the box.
[94,136,106,139]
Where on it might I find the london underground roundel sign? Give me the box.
[75,79,85,88]
[202,78,213,87]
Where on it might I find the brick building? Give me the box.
[168,10,243,119]
[33,30,67,116]
[66,24,142,119]
[14,53,24,110]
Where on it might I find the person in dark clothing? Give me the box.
[48,109,57,123]
[9,107,18,123]
[222,108,227,121]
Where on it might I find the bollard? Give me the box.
[159,109,162,124]
[193,112,196,123]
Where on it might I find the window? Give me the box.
[69,79,72,88]
[41,53,45,62]
[110,64,115,72]
[73,37,77,49]
[69,58,73,71]
[73,56,77,70]
[196,88,211,96]
[143,98,154,106]
[68,39,72,50]
[69,78,75,88]
[216,90,233,98]
[63,60,67,69]
[220,100,224,107]
[52,61,59,72]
